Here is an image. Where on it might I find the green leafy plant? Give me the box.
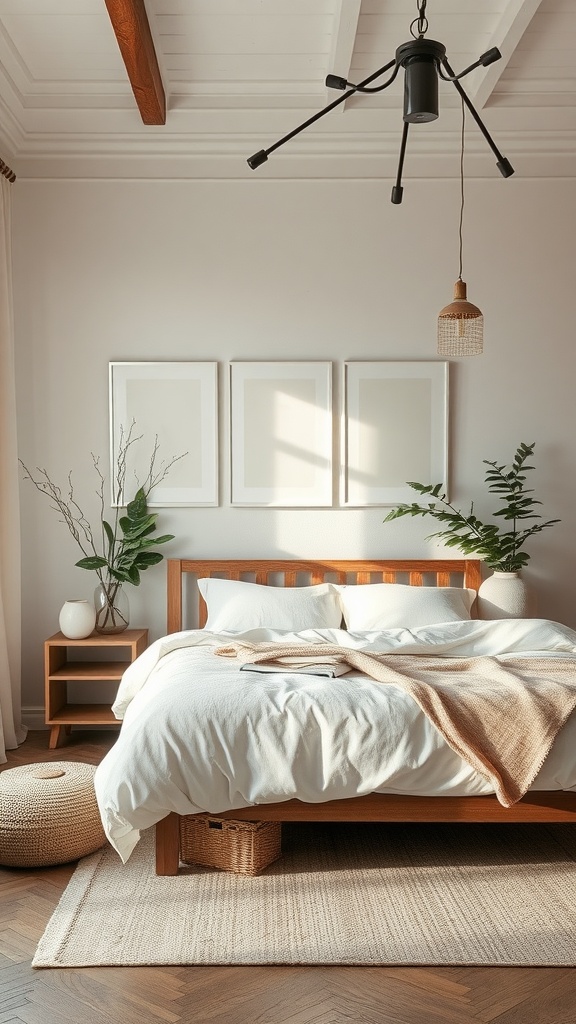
[20,424,186,630]
[383,442,560,572]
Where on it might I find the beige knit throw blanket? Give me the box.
[215,641,576,807]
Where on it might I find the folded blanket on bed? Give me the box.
[215,641,576,808]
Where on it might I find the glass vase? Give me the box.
[94,581,130,634]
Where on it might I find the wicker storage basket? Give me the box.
[180,814,281,876]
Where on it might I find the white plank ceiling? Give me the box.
[0,0,573,178]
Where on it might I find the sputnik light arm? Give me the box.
[247,6,515,202]
[441,56,514,179]
[247,58,397,170]
[392,121,410,205]
[437,47,502,83]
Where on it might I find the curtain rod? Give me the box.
[0,158,15,183]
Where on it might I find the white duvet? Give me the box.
[94,618,576,862]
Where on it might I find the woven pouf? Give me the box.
[0,762,106,868]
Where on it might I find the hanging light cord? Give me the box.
[458,97,465,282]
[410,0,428,39]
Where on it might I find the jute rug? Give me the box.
[33,821,576,968]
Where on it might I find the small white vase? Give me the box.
[59,599,96,639]
[477,571,533,620]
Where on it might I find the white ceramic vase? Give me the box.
[58,599,96,639]
[477,571,533,620]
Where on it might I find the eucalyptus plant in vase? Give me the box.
[383,442,560,617]
[20,424,186,633]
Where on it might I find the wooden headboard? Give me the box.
[166,558,482,633]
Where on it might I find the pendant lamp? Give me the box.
[438,99,483,356]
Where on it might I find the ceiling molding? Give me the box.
[468,0,545,110]
[103,0,166,126]
[12,137,576,184]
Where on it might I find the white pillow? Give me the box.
[338,583,476,631]
[197,578,342,632]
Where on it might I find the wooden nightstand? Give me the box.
[44,628,148,749]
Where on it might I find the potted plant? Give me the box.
[383,441,560,616]
[20,425,186,633]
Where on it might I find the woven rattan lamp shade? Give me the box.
[437,278,483,356]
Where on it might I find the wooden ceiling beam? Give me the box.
[104,0,166,125]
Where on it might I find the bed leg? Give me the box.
[156,812,180,875]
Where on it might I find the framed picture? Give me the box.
[230,361,333,506]
[109,361,218,506]
[341,361,448,506]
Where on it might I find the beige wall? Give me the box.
[12,176,576,717]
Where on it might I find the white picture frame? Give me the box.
[230,361,333,507]
[341,361,448,506]
[109,361,218,507]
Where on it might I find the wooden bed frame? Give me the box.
[155,557,576,875]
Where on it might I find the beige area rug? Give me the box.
[33,821,576,968]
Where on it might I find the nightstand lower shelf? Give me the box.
[47,705,121,750]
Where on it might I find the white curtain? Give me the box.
[0,175,26,760]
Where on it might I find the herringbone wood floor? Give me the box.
[2,731,576,1024]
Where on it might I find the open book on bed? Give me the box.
[239,662,351,678]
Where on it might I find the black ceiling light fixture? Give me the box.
[247,0,514,204]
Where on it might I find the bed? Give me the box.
[92,557,576,876]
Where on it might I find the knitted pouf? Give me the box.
[0,762,107,868]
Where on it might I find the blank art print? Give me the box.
[230,362,333,506]
[342,361,448,506]
[109,361,218,506]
